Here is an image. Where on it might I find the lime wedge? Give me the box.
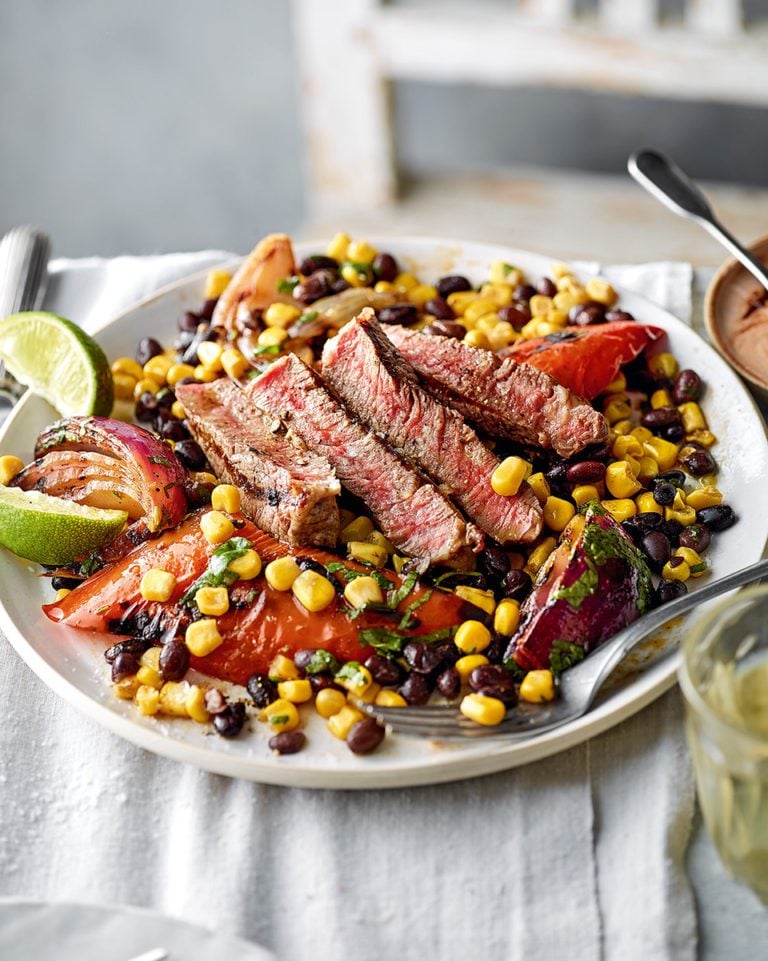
[0,311,113,416]
[0,486,128,565]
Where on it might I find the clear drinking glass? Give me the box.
[679,586,768,903]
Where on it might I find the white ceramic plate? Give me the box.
[1,238,767,789]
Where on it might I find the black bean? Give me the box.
[309,675,339,693]
[569,304,605,327]
[403,641,443,674]
[604,309,635,322]
[160,420,188,442]
[347,717,385,754]
[246,673,277,708]
[399,672,431,705]
[436,666,461,699]
[659,519,684,546]
[682,449,715,477]
[378,304,419,326]
[111,651,140,682]
[204,688,229,715]
[178,311,200,333]
[297,557,330,578]
[437,275,472,298]
[497,304,531,330]
[269,731,307,754]
[566,460,606,485]
[174,439,207,471]
[198,298,218,321]
[641,531,672,571]
[653,482,677,506]
[660,422,685,443]
[696,505,736,532]
[679,524,711,553]
[672,369,702,404]
[364,653,402,686]
[175,376,198,388]
[104,638,148,663]
[293,269,335,304]
[424,296,455,320]
[468,664,517,704]
[136,337,164,366]
[654,470,686,489]
[214,703,246,738]
[159,641,190,682]
[51,574,81,591]
[538,277,557,297]
[134,392,159,423]
[155,388,176,411]
[425,319,465,339]
[330,277,351,294]
[513,283,537,303]
[503,569,532,602]
[373,252,398,282]
[656,580,688,604]
[478,544,511,580]
[293,649,315,673]
[432,639,460,666]
[298,254,338,276]
[641,407,681,430]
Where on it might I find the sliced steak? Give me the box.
[246,353,481,568]
[322,310,543,545]
[176,379,340,548]
[384,325,608,458]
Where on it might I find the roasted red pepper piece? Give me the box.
[501,322,665,400]
[44,511,467,685]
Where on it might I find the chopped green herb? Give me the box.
[244,589,258,605]
[502,263,515,276]
[148,456,172,467]
[502,658,526,682]
[79,552,103,578]
[690,562,707,575]
[304,649,341,675]
[179,536,252,606]
[95,604,110,615]
[358,624,456,658]
[252,345,281,357]
[296,310,319,325]
[326,561,390,591]
[276,276,299,294]
[398,589,432,630]
[335,660,367,687]
[270,715,290,726]
[552,565,599,611]
[431,570,484,589]
[548,639,586,675]
[387,569,418,609]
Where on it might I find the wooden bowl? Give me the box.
[705,234,768,401]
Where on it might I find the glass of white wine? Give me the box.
[679,585,768,903]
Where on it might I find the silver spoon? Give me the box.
[627,148,768,291]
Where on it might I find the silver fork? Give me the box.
[0,224,51,405]
[360,556,768,740]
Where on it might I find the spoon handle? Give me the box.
[628,148,768,291]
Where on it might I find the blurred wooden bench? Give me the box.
[292,0,768,216]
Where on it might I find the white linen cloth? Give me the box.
[0,253,699,961]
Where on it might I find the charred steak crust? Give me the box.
[383,325,608,458]
[176,379,341,547]
[322,311,543,545]
[247,353,482,569]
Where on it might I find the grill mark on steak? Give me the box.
[383,325,608,458]
[246,353,481,569]
[176,379,340,547]
[322,310,543,545]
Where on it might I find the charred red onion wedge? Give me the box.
[24,417,188,532]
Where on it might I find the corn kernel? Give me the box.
[526,536,557,577]
[140,568,177,603]
[327,705,364,740]
[204,267,232,300]
[197,341,224,371]
[185,685,211,723]
[264,302,301,328]
[394,271,419,291]
[139,647,161,671]
[135,684,161,716]
[111,356,144,381]
[167,362,195,387]
[454,585,496,615]
[491,456,531,497]
[374,280,395,294]
[261,698,300,733]
[54,588,71,602]
[159,681,190,717]
[612,419,633,436]
[335,662,373,697]
[487,321,517,350]
[648,352,678,379]
[476,312,502,332]
[527,472,550,505]
[133,377,159,400]
[557,279,588,303]
[200,510,234,545]
[392,555,407,574]
[543,496,576,532]
[353,681,382,705]
[454,620,492,655]
[346,240,376,264]
[210,484,241,514]
[191,471,219,487]
[347,540,388,567]
[193,364,218,383]
[340,515,375,543]
[315,687,347,718]
[454,654,489,683]
[226,548,262,581]
[136,665,163,690]
[631,426,653,443]
[651,389,673,409]
[480,281,514,306]
[662,557,690,582]
[685,486,723,511]
[265,556,301,592]
[601,498,637,523]
[636,455,659,485]
[344,575,384,609]
[221,348,249,380]
[678,402,707,432]
[635,491,663,515]
[460,692,506,726]
[0,454,25,485]
[143,355,173,385]
[112,372,137,400]
[494,599,520,637]
[528,294,552,317]
[374,689,407,708]
[605,461,642,499]
[407,283,438,308]
[572,484,600,507]
[292,569,336,613]
[185,618,223,658]
[269,654,300,681]
[664,503,697,526]
[463,329,490,350]
[604,399,633,425]
[687,429,716,448]
[553,290,580,313]
[326,232,351,261]
[585,278,617,306]
[171,401,186,420]
[195,585,230,617]
[642,436,680,472]
[489,260,522,285]
[367,530,394,553]
[461,298,496,324]
[675,546,707,577]
[603,372,627,393]
[277,678,313,703]
[612,436,643,464]
[446,291,477,315]
[257,326,288,348]
[519,669,556,703]
[113,676,141,700]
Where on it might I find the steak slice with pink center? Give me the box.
[322,311,543,545]
[384,325,608,458]
[177,379,340,548]
[246,354,481,569]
